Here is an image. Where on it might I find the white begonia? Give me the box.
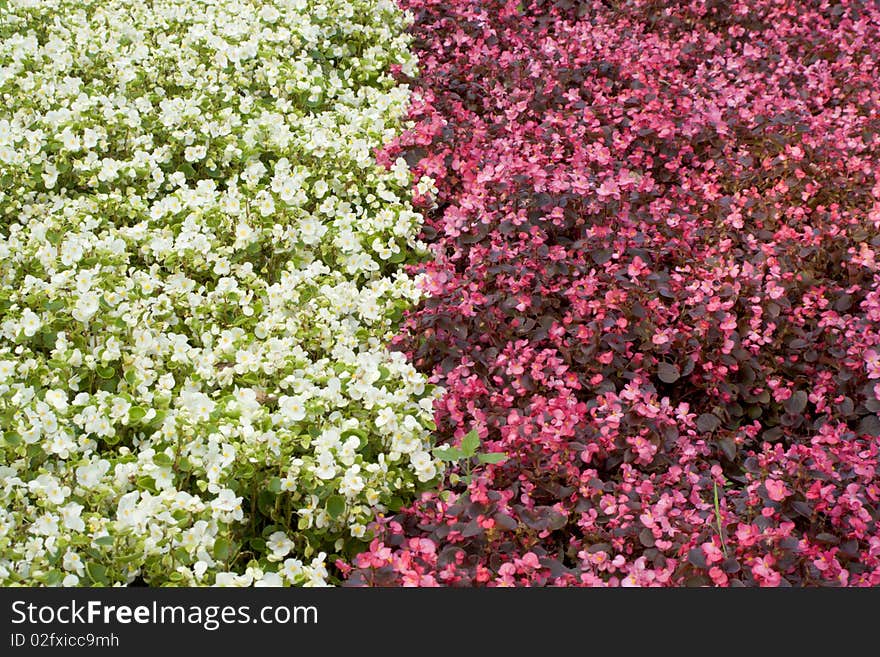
[314,451,337,481]
[62,550,85,576]
[254,571,284,587]
[266,531,295,561]
[60,503,85,532]
[75,460,111,489]
[20,309,41,337]
[72,292,100,323]
[281,558,304,583]
[44,389,69,412]
[339,466,365,498]
[277,395,307,423]
[0,0,442,588]
[211,489,243,522]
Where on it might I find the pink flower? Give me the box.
[652,332,671,345]
[765,479,790,502]
[866,350,880,379]
[752,556,782,587]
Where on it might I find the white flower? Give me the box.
[60,503,85,532]
[32,514,59,536]
[44,389,68,412]
[45,481,70,505]
[257,192,275,217]
[259,5,280,23]
[374,405,397,429]
[62,550,85,575]
[254,571,284,587]
[115,492,145,529]
[277,395,306,423]
[314,450,337,480]
[299,216,327,245]
[211,489,243,521]
[179,390,216,421]
[234,222,255,245]
[266,531,294,561]
[76,459,111,489]
[281,558,303,582]
[410,451,438,483]
[214,572,251,587]
[0,360,15,383]
[20,309,42,337]
[72,292,100,323]
[339,466,365,497]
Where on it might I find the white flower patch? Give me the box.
[0,0,441,587]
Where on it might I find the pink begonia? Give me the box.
[867,350,880,379]
[752,556,783,587]
[765,479,790,503]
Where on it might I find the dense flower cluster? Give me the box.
[0,0,442,586]
[345,0,880,586]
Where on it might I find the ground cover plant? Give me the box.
[344,0,880,586]
[0,0,442,586]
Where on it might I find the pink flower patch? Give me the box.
[344,0,880,589]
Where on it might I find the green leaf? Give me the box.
[3,432,21,447]
[96,364,116,379]
[98,378,118,393]
[326,494,346,519]
[86,562,108,585]
[83,547,103,561]
[268,477,282,493]
[153,452,173,468]
[129,405,147,422]
[136,476,157,493]
[44,299,65,312]
[432,447,464,462]
[151,409,167,425]
[102,432,120,445]
[93,536,114,547]
[173,548,191,563]
[341,428,368,449]
[477,452,508,465]
[45,570,64,586]
[213,537,231,562]
[461,430,480,457]
[257,490,274,516]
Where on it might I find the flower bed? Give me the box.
[0,0,441,586]
[345,0,880,586]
